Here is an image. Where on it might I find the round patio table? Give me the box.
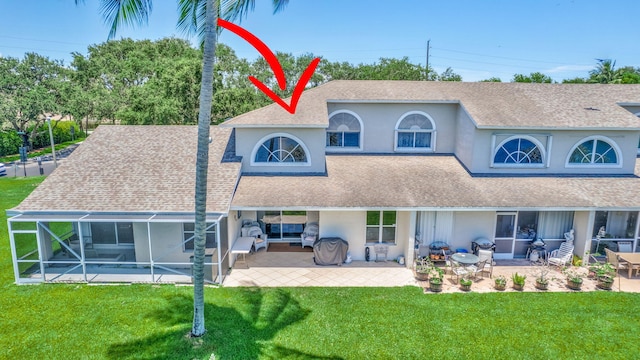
[451,252,479,265]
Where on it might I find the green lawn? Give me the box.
[1,177,640,359]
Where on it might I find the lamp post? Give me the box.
[46,116,57,168]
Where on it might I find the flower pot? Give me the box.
[414,271,429,281]
[429,279,443,293]
[513,283,525,291]
[566,279,583,290]
[535,280,548,291]
[596,277,614,291]
[460,283,472,292]
[494,283,506,291]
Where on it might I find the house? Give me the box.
[7,80,640,284]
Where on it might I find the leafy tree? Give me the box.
[0,53,68,146]
[512,72,553,83]
[562,77,588,84]
[80,0,290,338]
[438,67,462,81]
[480,77,502,82]
[589,59,622,84]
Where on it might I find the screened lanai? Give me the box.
[7,212,229,285]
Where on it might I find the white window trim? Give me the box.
[491,135,547,168]
[565,135,622,168]
[250,132,311,167]
[394,111,436,152]
[365,211,397,245]
[326,109,364,152]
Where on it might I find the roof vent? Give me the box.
[584,107,600,111]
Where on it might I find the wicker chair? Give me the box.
[300,222,319,249]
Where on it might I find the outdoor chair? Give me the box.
[450,259,468,284]
[468,260,487,280]
[477,249,494,278]
[605,248,628,290]
[617,241,632,252]
[548,242,574,267]
[248,226,268,252]
[300,222,319,249]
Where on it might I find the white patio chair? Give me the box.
[468,260,487,280]
[548,242,574,267]
[477,249,494,278]
[248,226,268,252]
[300,222,319,249]
[617,242,632,252]
[450,259,468,284]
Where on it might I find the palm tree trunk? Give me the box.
[191,0,217,337]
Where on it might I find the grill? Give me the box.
[471,238,496,255]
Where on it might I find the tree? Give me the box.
[512,72,553,83]
[589,59,622,84]
[79,0,290,338]
[479,77,502,82]
[438,67,462,81]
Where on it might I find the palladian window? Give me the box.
[395,112,435,151]
[567,136,619,165]
[326,111,361,148]
[254,135,308,163]
[493,137,544,165]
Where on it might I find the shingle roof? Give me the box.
[231,155,640,210]
[12,126,241,214]
[222,81,640,129]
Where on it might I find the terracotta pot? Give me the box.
[513,283,525,291]
[429,279,443,293]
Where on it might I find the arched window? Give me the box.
[395,111,435,151]
[326,111,362,148]
[253,134,308,164]
[493,136,544,165]
[567,136,620,165]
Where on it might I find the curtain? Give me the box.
[538,211,574,239]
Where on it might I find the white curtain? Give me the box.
[538,211,574,239]
[416,211,453,245]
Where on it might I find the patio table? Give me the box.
[231,236,255,268]
[451,252,479,265]
[617,252,640,278]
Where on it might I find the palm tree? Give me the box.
[589,59,622,84]
[76,0,289,337]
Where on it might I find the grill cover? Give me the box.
[313,237,348,266]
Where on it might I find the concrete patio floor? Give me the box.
[224,250,640,293]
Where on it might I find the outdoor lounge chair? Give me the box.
[301,222,319,249]
[548,242,574,267]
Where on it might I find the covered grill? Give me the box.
[471,237,496,255]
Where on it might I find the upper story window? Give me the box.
[566,136,620,167]
[394,111,435,152]
[326,110,362,149]
[493,136,544,167]
[252,133,310,165]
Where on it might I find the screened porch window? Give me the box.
[90,222,134,246]
[366,211,396,245]
[183,223,216,251]
[592,211,638,239]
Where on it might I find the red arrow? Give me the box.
[217,18,320,114]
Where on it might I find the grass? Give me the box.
[0,140,82,164]
[2,177,640,359]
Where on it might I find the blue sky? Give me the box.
[0,0,638,82]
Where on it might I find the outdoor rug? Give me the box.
[268,242,313,253]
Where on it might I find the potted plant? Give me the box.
[459,276,472,291]
[563,266,585,290]
[593,262,615,290]
[428,266,444,293]
[512,272,526,291]
[414,256,431,281]
[494,275,507,291]
[534,266,549,291]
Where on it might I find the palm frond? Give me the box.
[98,0,153,39]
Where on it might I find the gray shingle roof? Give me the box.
[13,126,241,214]
[222,81,640,129]
[231,155,640,210]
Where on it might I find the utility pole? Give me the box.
[425,39,431,81]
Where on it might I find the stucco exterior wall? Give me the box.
[466,129,639,175]
[326,102,458,154]
[318,210,409,261]
[451,211,496,251]
[235,127,326,173]
[573,211,592,259]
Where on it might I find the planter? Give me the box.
[566,279,583,290]
[494,283,506,291]
[414,271,429,281]
[596,277,614,291]
[460,283,472,292]
[535,280,549,291]
[429,279,443,293]
[513,283,525,291]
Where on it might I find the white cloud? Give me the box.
[546,65,593,74]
